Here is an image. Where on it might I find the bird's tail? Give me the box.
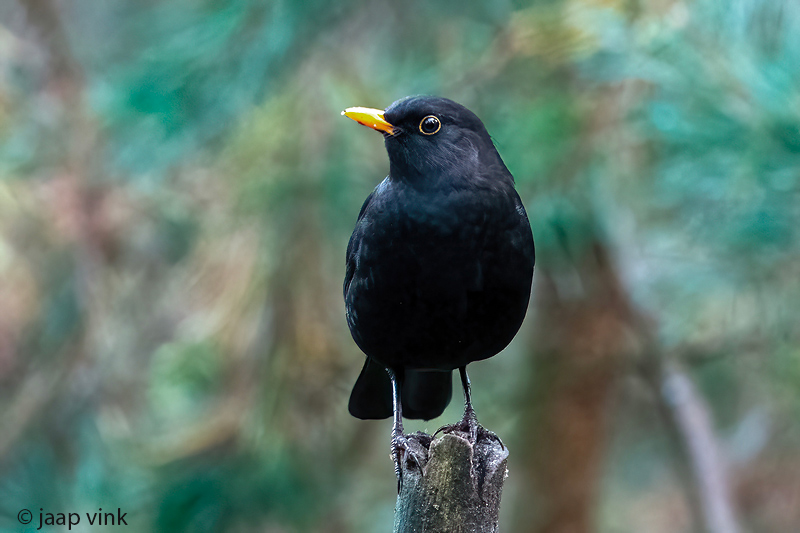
[348,359,453,421]
[348,358,393,419]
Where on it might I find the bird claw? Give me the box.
[434,405,479,441]
[435,408,504,448]
[475,425,505,450]
[391,432,426,493]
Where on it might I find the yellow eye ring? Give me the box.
[419,115,441,135]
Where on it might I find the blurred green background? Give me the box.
[0,0,799,531]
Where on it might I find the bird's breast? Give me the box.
[345,181,533,369]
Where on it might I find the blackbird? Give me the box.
[342,96,534,483]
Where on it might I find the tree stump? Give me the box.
[393,430,509,533]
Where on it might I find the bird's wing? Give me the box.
[344,189,377,299]
[510,192,536,269]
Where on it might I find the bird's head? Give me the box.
[342,96,507,187]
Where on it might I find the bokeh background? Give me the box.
[0,0,799,531]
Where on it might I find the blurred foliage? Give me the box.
[0,0,799,532]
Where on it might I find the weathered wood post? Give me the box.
[393,429,509,533]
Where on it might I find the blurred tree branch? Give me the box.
[514,240,635,533]
[515,222,742,533]
[640,354,741,533]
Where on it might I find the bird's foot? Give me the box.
[391,431,429,493]
[435,408,504,448]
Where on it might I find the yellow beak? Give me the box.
[341,107,395,135]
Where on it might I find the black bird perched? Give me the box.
[342,96,534,481]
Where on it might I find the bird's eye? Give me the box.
[419,115,441,135]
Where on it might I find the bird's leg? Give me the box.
[387,368,423,492]
[458,366,479,442]
[435,367,503,447]
[388,366,405,480]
